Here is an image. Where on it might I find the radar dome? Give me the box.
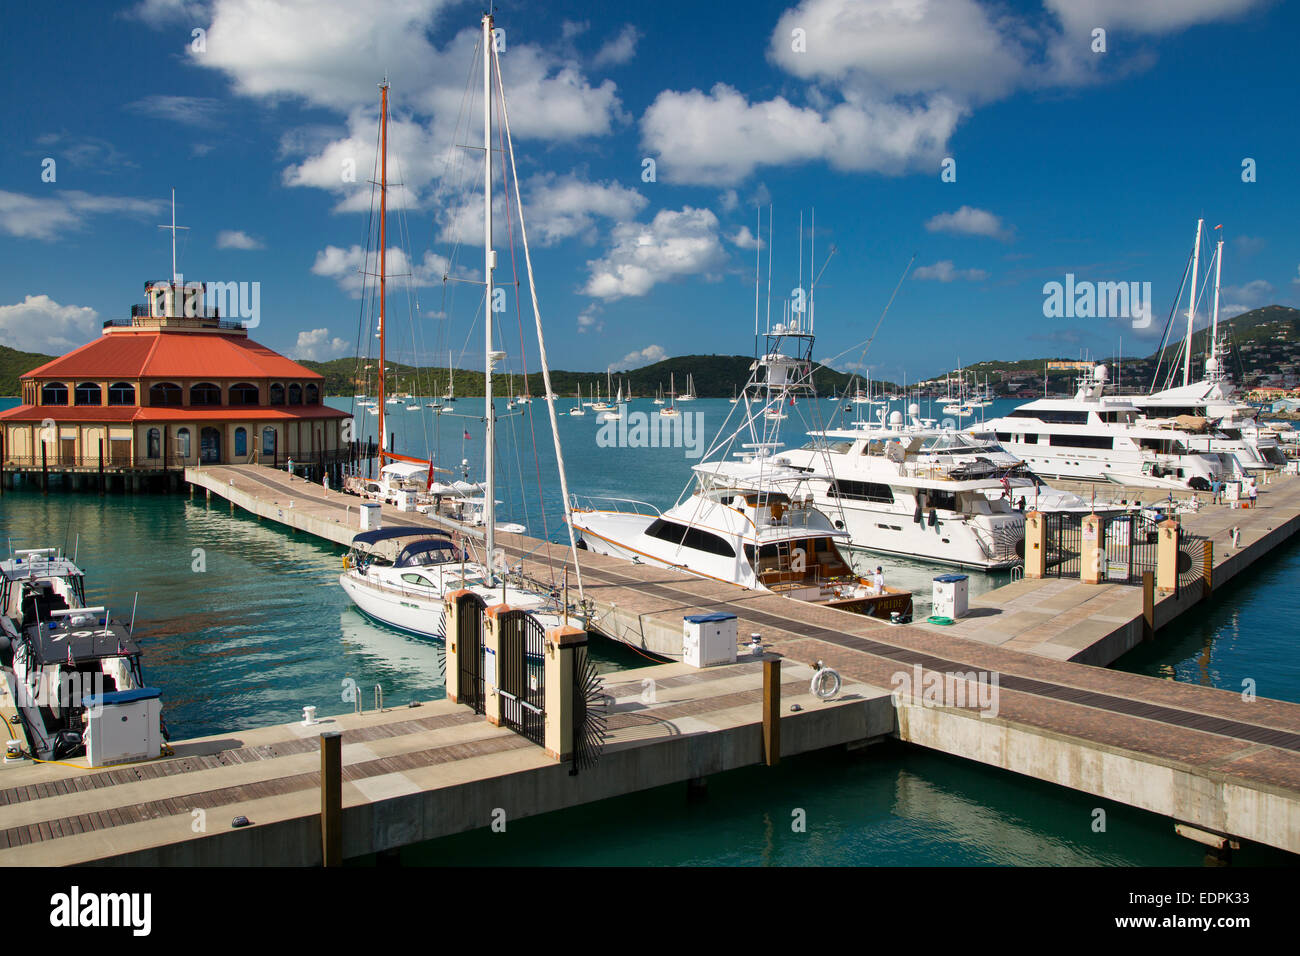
[1094,364,1109,382]
[889,410,903,425]
[1206,356,1220,372]
[908,403,920,417]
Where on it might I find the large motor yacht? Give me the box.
[979,365,1246,490]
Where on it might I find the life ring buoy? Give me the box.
[811,667,841,700]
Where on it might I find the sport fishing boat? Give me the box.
[339,16,589,640]
[979,364,1246,490]
[1,549,163,763]
[571,223,912,621]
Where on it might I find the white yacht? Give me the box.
[571,302,913,621]
[980,365,1245,490]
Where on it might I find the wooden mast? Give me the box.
[378,80,389,461]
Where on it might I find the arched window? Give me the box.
[235,427,247,456]
[74,382,102,406]
[108,382,136,406]
[261,427,276,456]
[305,383,320,404]
[147,428,161,459]
[40,382,68,406]
[228,382,259,406]
[176,427,191,459]
[269,383,285,406]
[288,383,303,405]
[190,382,222,406]
[149,382,183,406]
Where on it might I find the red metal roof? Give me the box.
[0,404,349,424]
[21,329,324,381]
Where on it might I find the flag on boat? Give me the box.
[463,429,471,440]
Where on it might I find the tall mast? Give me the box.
[482,13,497,576]
[1211,237,1223,355]
[1183,217,1203,387]
[378,80,389,456]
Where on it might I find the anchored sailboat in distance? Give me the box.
[339,21,587,639]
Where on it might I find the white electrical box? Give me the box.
[359,501,382,530]
[682,613,738,668]
[83,688,163,767]
[1222,481,1241,502]
[394,490,417,512]
[932,574,969,619]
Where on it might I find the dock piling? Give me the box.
[763,655,781,766]
[320,730,342,867]
[1142,571,1155,641]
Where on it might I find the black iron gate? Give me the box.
[498,609,546,746]
[1045,512,1083,577]
[1101,513,1161,585]
[1176,527,1207,598]
[456,592,486,715]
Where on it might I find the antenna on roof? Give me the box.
[157,188,189,289]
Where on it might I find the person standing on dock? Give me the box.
[1248,476,1258,507]
[873,566,884,594]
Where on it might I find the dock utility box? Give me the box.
[932,574,969,620]
[359,501,382,530]
[683,613,738,668]
[82,688,163,767]
[394,490,418,513]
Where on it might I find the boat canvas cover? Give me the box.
[395,539,461,567]
[26,620,140,666]
[380,462,429,483]
[350,526,453,563]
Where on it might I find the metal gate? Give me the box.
[456,592,486,715]
[1101,513,1161,585]
[1176,527,1207,598]
[1044,512,1083,577]
[498,609,546,746]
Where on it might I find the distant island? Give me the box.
[4,304,1298,399]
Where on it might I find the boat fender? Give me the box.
[811,666,841,700]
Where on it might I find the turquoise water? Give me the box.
[3,395,1297,864]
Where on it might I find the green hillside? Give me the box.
[0,344,54,396]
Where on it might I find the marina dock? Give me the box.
[4,463,1299,862]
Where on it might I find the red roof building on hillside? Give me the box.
[1,278,353,477]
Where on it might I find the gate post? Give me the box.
[483,604,509,726]
[1156,519,1180,593]
[543,625,588,761]
[1024,511,1047,578]
[1080,514,1104,584]
[444,589,472,704]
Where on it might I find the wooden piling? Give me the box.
[1203,540,1214,598]
[98,438,105,496]
[41,441,48,494]
[320,730,342,866]
[1142,571,1155,641]
[763,655,781,766]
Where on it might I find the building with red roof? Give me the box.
[1,278,353,483]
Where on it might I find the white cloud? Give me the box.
[126,95,223,126]
[925,206,1012,240]
[577,304,603,334]
[293,328,351,362]
[610,344,666,371]
[770,0,1027,103]
[0,190,165,241]
[0,295,100,354]
[912,260,988,282]
[583,207,727,301]
[1220,279,1273,306]
[641,83,961,185]
[216,229,263,250]
[728,226,764,250]
[311,244,463,296]
[593,25,640,67]
[514,173,647,247]
[1043,0,1265,36]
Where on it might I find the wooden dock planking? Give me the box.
[0,659,889,865]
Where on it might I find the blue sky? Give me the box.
[1,0,1297,385]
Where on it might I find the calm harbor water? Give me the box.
[2,395,1296,865]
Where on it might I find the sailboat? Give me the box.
[598,378,623,421]
[339,33,587,639]
[729,384,739,404]
[654,383,665,406]
[591,370,614,412]
[568,384,585,416]
[678,373,697,401]
[660,372,681,418]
